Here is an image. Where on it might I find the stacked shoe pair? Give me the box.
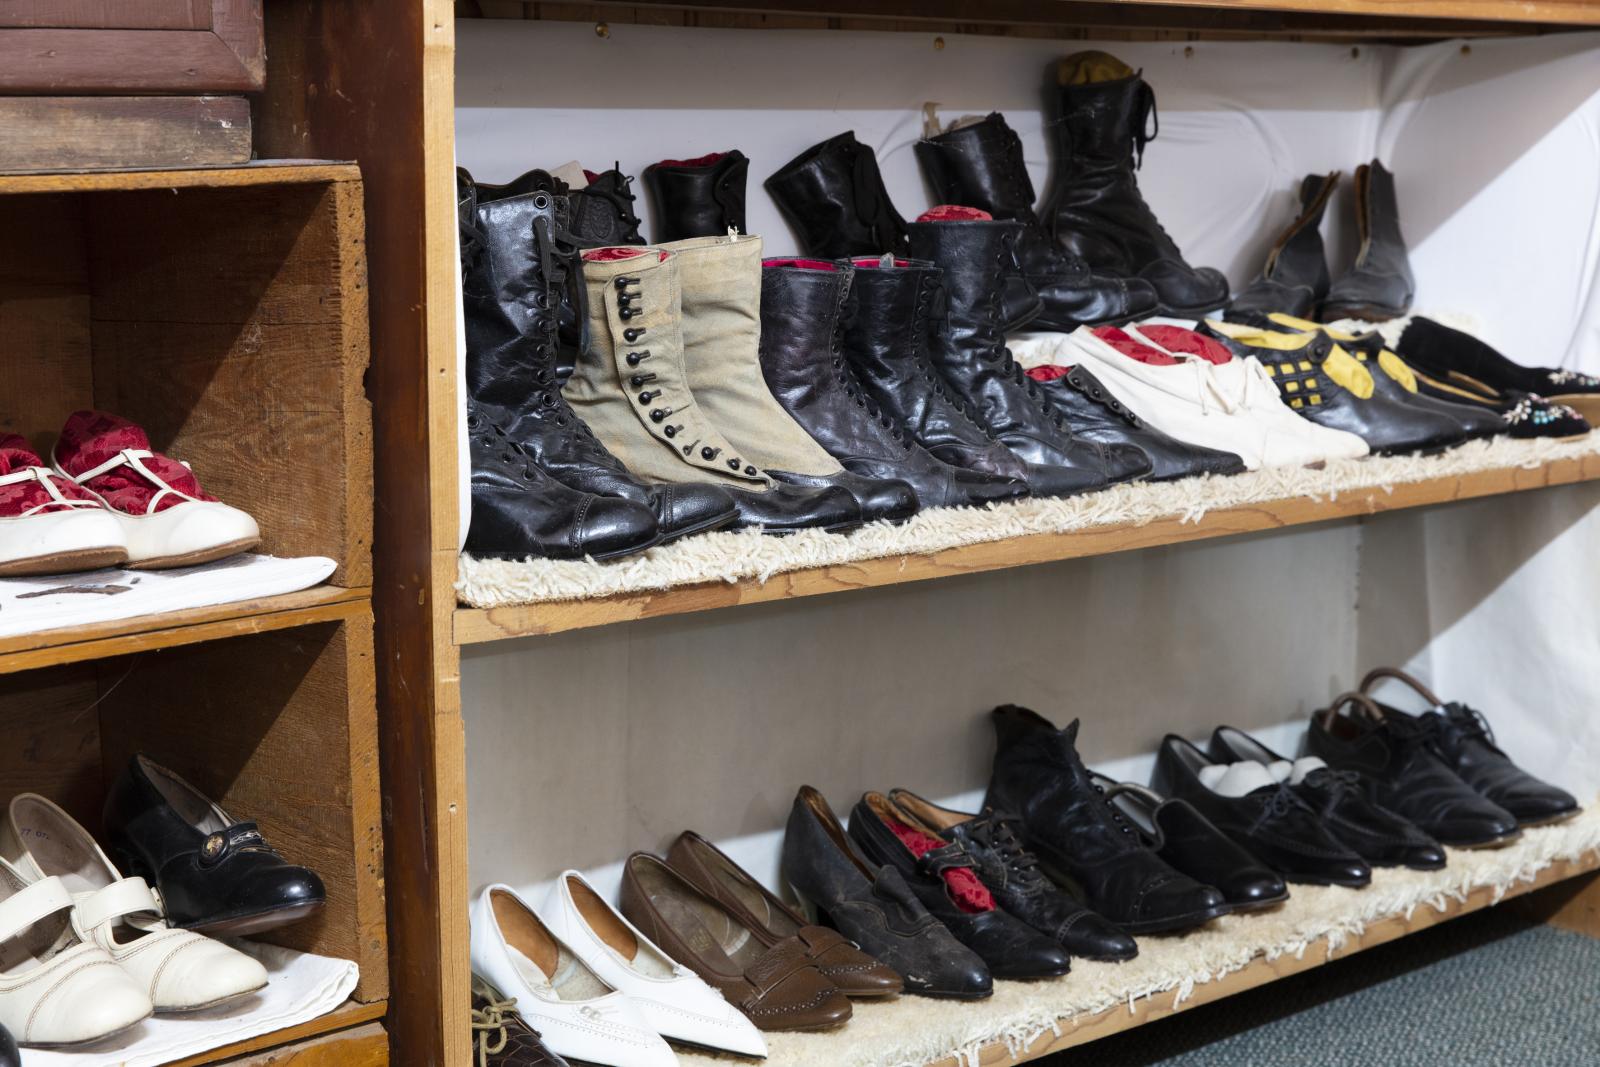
[0,411,259,578]
[0,755,325,1048]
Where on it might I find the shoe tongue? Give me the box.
[1198,761,1279,798]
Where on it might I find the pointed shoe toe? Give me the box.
[1058,911,1139,962]
[575,495,661,560]
[1402,842,1448,871]
[649,482,738,542]
[1128,881,1230,935]
[989,940,1072,981]
[923,955,993,1000]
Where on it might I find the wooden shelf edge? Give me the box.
[927,854,1600,1067]
[454,452,1600,644]
[0,585,372,674]
[166,1000,387,1067]
[0,160,361,195]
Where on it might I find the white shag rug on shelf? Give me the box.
[25,940,358,1067]
[674,809,1600,1067]
[457,434,1600,608]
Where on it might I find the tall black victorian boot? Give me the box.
[765,131,910,259]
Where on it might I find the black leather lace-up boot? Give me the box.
[916,111,1158,330]
[1230,172,1338,319]
[908,218,1152,496]
[840,259,1032,497]
[1042,52,1229,316]
[461,169,737,544]
[1322,160,1415,322]
[766,131,910,259]
[644,151,749,242]
[566,164,646,248]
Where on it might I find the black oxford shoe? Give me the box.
[103,755,326,936]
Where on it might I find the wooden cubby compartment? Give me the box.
[0,165,372,587]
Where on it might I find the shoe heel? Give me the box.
[788,883,825,926]
[109,843,150,882]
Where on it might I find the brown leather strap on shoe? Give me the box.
[1360,666,1443,706]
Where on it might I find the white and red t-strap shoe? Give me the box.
[0,433,127,577]
[51,411,260,569]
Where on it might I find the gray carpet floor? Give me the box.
[1043,908,1600,1066]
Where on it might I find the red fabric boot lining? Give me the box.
[1026,364,1074,383]
[582,169,601,184]
[53,409,215,515]
[851,257,911,269]
[653,152,727,169]
[1092,326,1180,367]
[582,248,669,263]
[763,258,836,272]
[916,205,994,223]
[884,817,994,914]
[1137,324,1232,366]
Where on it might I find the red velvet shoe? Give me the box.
[0,434,126,576]
[51,412,259,569]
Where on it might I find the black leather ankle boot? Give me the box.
[916,111,1158,329]
[759,259,1017,512]
[841,259,1032,497]
[644,151,748,242]
[1230,172,1337,318]
[907,219,1152,496]
[766,131,910,258]
[461,170,738,544]
[1322,160,1415,322]
[1042,52,1229,316]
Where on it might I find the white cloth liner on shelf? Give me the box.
[0,554,336,639]
[25,940,358,1067]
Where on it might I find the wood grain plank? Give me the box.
[0,666,103,825]
[0,27,263,93]
[456,452,1600,643]
[207,1022,388,1066]
[0,96,251,173]
[0,193,92,446]
[0,1,212,31]
[164,1003,386,1067]
[0,162,358,194]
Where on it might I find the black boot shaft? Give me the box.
[1322,160,1415,321]
[915,113,1038,221]
[766,131,910,258]
[1230,171,1336,319]
[644,151,748,242]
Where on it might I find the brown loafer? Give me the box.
[667,830,902,998]
[619,852,852,1032]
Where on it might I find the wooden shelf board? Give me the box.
[455,452,1600,644]
[0,160,360,195]
[166,1000,386,1067]
[925,855,1600,1067]
[0,585,372,674]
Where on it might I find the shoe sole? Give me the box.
[1117,900,1234,935]
[0,545,128,577]
[1155,300,1230,319]
[25,1012,152,1048]
[130,535,261,570]
[1229,892,1292,913]
[656,508,740,547]
[1318,303,1407,323]
[154,980,270,1014]
[1518,808,1582,829]
[905,986,995,1001]
[1446,828,1524,850]
[182,899,324,937]
[1284,873,1372,889]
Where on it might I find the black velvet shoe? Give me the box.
[886,789,1137,963]
[1396,316,1600,426]
[1230,172,1337,319]
[781,787,992,1000]
[1207,726,1445,871]
[1321,161,1414,322]
[1093,776,1288,912]
[1308,693,1523,849]
[984,706,1230,935]
[1361,668,1580,828]
[1029,363,1247,481]
[848,792,1072,980]
[103,755,326,936]
[1152,736,1372,888]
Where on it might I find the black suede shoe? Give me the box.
[1308,693,1523,848]
[103,755,326,936]
[1396,316,1600,426]
[887,789,1137,963]
[848,793,1072,980]
[1207,725,1445,871]
[1152,735,1371,888]
[781,787,992,1000]
[984,706,1229,935]
[1093,776,1288,912]
[643,150,748,243]
[1029,363,1246,481]
[1361,668,1580,828]
[1230,172,1337,319]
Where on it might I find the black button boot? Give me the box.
[1230,172,1338,319]
[643,150,749,242]
[765,131,910,259]
[1322,160,1415,322]
[1042,51,1229,316]
[908,218,1152,497]
[840,259,1031,502]
[759,259,1008,512]
[462,170,738,544]
[915,111,1158,330]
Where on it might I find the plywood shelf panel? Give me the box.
[0,161,360,196]
[455,451,1600,644]
[0,585,370,674]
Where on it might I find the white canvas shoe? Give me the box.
[471,884,677,1067]
[543,871,767,1058]
[2,795,268,1013]
[0,864,152,1046]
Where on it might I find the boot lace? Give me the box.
[971,814,1044,883]
[471,991,517,1067]
[916,276,1001,438]
[529,212,616,459]
[467,406,544,484]
[583,165,644,244]
[998,125,1092,277]
[983,233,1072,429]
[832,278,911,449]
[1249,782,1313,836]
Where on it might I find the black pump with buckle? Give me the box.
[103,755,326,936]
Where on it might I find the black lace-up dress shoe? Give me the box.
[848,792,1071,980]
[984,706,1229,935]
[1152,735,1372,888]
[887,789,1136,962]
[1361,668,1579,828]
[1094,776,1288,912]
[1309,693,1522,849]
[1208,726,1444,870]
